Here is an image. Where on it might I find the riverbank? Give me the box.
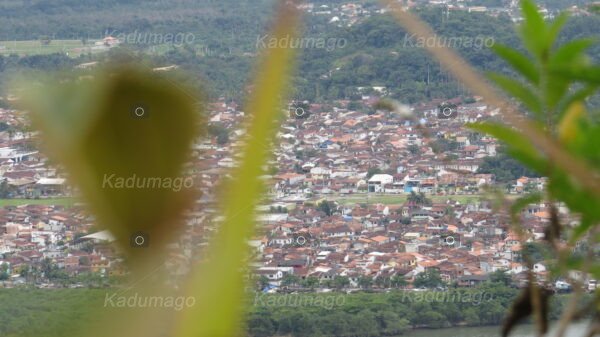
[404,321,592,337]
[0,285,577,337]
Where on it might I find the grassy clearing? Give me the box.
[0,39,106,57]
[0,289,105,337]
[334,194,487,205]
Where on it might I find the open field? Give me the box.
[0,39,201,57]
[0,198,77,207]
[0,289,106,337]
[332,193,519,205]
[0,39,106,57]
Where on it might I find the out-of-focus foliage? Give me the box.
[16,0,301,336]
[473,1,600,235]
[477,147,541,184]
[468,0,600,335]
[19,65,204,337]
[22,67,201,267]
[175,1,302,337]
[9,0,600,337]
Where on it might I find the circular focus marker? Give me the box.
[442,107,453,117]
[134,107,145,117]
[295,107,305,117]
[130,104,149,119]
[444,236,455,245]
[296,236,307,246]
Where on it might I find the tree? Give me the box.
[333,276,350,290]
[301,276,319,289]
[216,132,229,145]
[413,270,443,288]
[348,310,379,337]
[247,313,275,337]
[318,311,353,336]
[520,242,552,263]
[317,200,335,216]
[257,276,269,291]
[0,180,11,198]
[390,275,408,288]
[430,138,459,154]
[374,276,388,288]
[367,167,382,179]
[407,144,420,155]
[207,124,230,145]
[477,148,539,183]
[463,308,481,325]
[280,274,300,287]
[378,311,409,335]
[347,101,362,111]
[0,263,9,281]
[41,258,54,278]
[358,275,373,289]
[417,310,450,328]
[407,191,432,206]
[489,269,512,286]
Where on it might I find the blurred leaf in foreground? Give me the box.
[176,1,303,336]
[20,66,202,271]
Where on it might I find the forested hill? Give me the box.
[0,2,599,103]
[0,0,593,41]
[0,0,274,41]
[167,9,599,102]
[288,11,600,102]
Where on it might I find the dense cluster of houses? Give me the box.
[200,95,591,291]
[298,1,594,28]
[0,203,125,285]
[0,109,67,199]
[248,199,569,290]
[0,92,590,291]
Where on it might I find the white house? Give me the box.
[368,174,393,193]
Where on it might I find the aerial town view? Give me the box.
[0,0,598,337]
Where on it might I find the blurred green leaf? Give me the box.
[550,39,595,66]
[558,101,586,143]
[469,122,547,173]
[488,72,542,115]
[492,44,540,85]
[547,171,600,224]
[546,13,568,50]
[176,2,302,336]
[556,85,597,120]
[510,193,543,221]
[23,67,201,267]
[520,0,546,59]
[551,65,600,85]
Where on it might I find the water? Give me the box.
[403,321,592,337]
